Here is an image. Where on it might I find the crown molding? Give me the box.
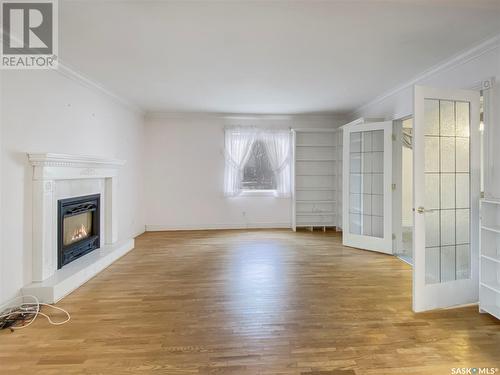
[145,111,348,121]
[352,33,500,118]
[55,60,144,115]
[1,33,143,114]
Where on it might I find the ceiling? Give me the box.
[59,1,500,114]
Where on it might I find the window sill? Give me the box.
[240,189,277,197]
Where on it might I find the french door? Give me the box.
[343,121,393,254]
[413,85,480,312]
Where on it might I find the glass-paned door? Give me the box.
[343,121,393,254]
[413,85,480,312]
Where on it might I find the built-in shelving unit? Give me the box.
[479,198,500,319]
[292,129,341,231]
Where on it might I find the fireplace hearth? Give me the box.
[58,194,100,269]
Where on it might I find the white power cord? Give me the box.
[0,295,70,330]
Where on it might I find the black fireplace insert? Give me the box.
[57,194,100,269]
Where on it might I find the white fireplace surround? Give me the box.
[22,153,135,303]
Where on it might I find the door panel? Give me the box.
[343,121,393,254]
[413,85,479,312]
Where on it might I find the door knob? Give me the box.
[416,206,425,214]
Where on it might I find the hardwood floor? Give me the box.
[1,229,499,374]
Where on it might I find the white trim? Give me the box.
[397,256,413,266]
[28,153,125,168]
[352,33,500,118]
[240,189,278,197]
[468,77,496,91]
[293,127,342,132]
[145,111,348,122]
[291,130,297,231]
[28,153,125,181]
[56,60,143,114]
[145,223,291,231]
[340,117,385,129]
[132,227,146,238]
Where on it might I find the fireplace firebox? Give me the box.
[57,194,100,269]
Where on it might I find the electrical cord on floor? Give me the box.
[0,295,70,331]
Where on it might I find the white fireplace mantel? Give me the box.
[23,153,134,303]
[29,153,126,180]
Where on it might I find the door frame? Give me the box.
[392,116,414,261]
[412,85,480,312]
[342,121,393,254]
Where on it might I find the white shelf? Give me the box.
[296,224,336,228]
[481,225,500,234]
[480,304,500,319]
[481,254,500,264]
[480,198,500,320]
[480,282,500,295]
[481,198,500,205]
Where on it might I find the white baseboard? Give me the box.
[145,222,292,231]
[133,226,146,238]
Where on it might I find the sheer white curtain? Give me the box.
[262,130,292,197]
[224,127,257,196]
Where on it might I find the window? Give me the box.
[241,140,277,190]
[224,128,291,197]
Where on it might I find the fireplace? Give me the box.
[57,194,100,269]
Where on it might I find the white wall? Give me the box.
[0,69,145,304]
[353,41,500,121]
[144,114,345,230]
[353,39,500,200]
[353,38,500,277]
